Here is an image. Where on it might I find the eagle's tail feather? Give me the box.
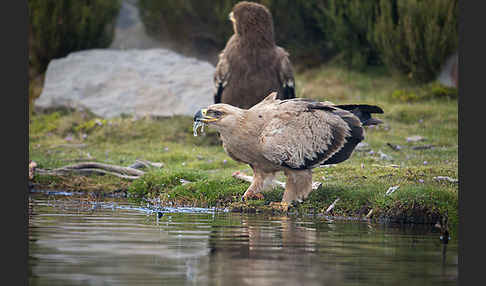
[335,104,384,126]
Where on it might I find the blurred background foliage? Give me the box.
[373,0,458,82]
[28,0,121,115]
[28,0,121,75]
[137,0,457,79]
[28,0,458,82]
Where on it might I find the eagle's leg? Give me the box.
[282,169,313,204]
[241,167,275,201]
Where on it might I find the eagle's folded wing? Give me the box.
[259,103,351,169]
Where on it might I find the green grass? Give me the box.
[29,63,458,234]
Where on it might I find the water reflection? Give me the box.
[29,193,457,286]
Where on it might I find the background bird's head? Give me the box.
[230,1,275,47]
[194,104,245,133]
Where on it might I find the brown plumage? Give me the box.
[194,92,384,204]
[214,1,295,109]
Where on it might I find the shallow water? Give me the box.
[28,191,457,286]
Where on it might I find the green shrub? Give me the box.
[137,0,458,81]
[262,0,332,64]
[391,89,421,102]
[28,0,121,74]
[391,81,458,102]
[73,118,107,134]
[29,111,62,135]
[316,0,381,70]
[425,82,458,99]
[373,0,458,83]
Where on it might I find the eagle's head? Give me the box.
[193,104,245,135]
[229,1,275,47]
[193,92,279,136]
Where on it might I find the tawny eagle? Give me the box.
[194,92,383,204]
[213,1,295,109]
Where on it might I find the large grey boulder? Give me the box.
[35,48,215,118]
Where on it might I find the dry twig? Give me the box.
[33,160,163,180]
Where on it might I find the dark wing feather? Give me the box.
[322,104,384,164]
[213,41,232,104]
[276,47,295,100]
[334,104,384,126]
[321,109,364,165]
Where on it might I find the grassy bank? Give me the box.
[29,64,458,233]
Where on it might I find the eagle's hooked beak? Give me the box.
[194,109,219,123]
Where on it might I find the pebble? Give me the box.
[406,135,425,142]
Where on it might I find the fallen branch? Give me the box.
[32,160,163,181]
[412,144,435,150]
[232,171,322,190]
[36,168,141,180]
[128,159,164,169]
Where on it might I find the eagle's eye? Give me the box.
[207,109,224,118]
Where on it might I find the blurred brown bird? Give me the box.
[194,92,383,204]
[214,1,295,109]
